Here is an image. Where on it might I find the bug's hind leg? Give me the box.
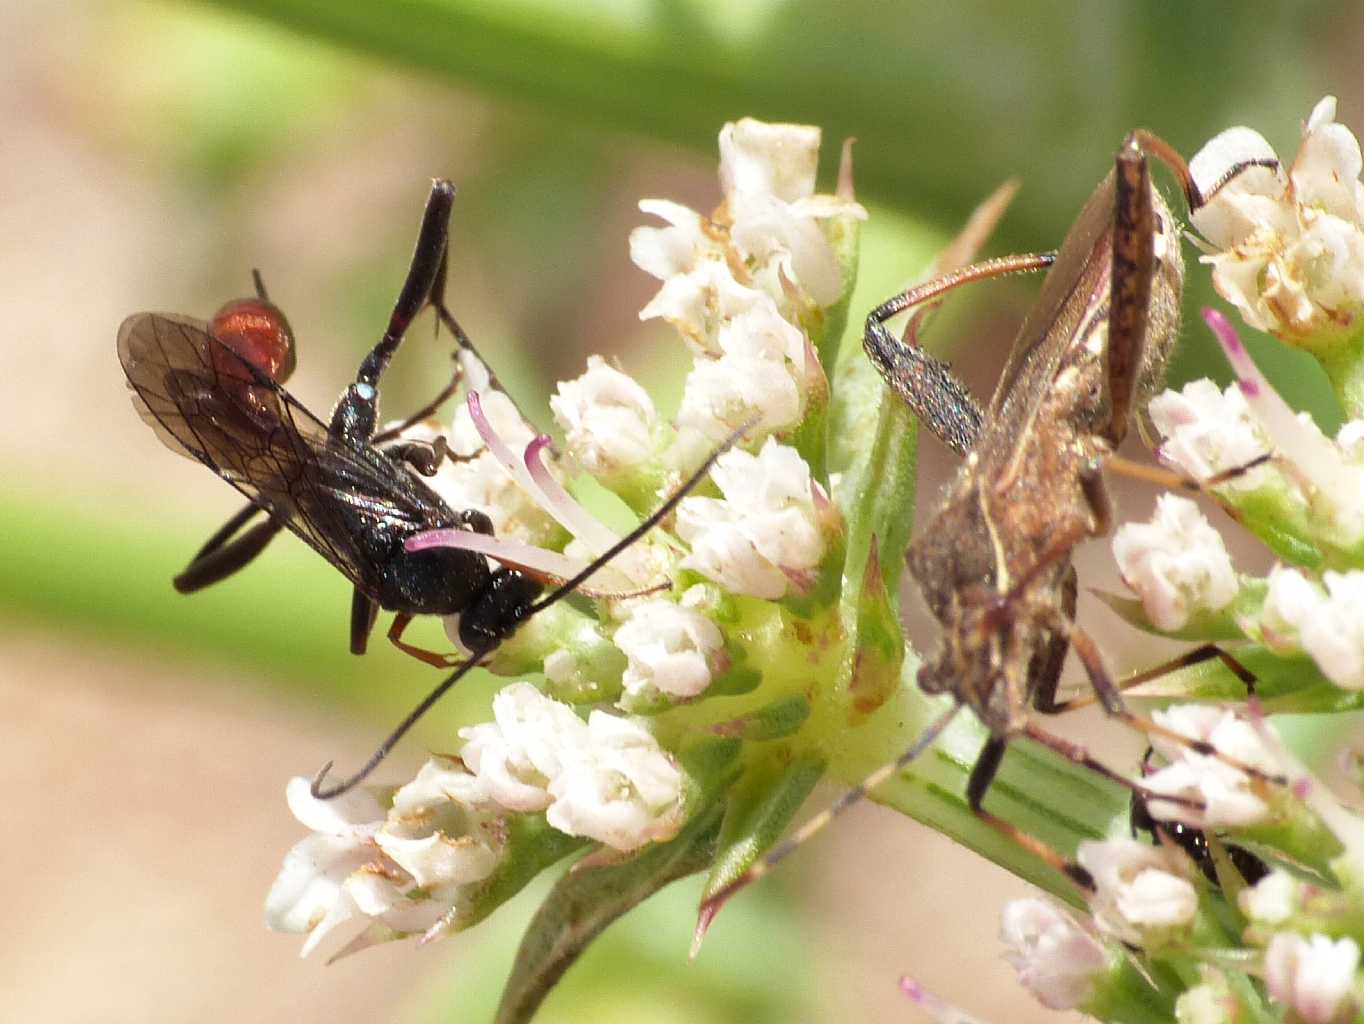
[863,253,1055,457]
[965,736,1096,891]
[174,503,284,593]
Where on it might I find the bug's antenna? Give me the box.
[311,421,755,800]
[251,268,270,301]
[527,420,753,618]
[309,650,492,799]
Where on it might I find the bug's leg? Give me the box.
[1069,626,1285,786]
[1019,722,1201,815]
[1041,644,1256,715]
[1105,452,1272,493]
[386,612,463,668]
[331,180,457,444]
[173,506,284,593]
[965,737,1096,891]
[350,588,379,655]
[863,253,1053,456]
[1103,137,1158,447]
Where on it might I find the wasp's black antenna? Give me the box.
[251,268,270,301]
[310,421,755,799]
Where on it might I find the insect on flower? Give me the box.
[119,180,742,798]
[706,132,1283,909]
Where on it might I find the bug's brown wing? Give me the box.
[117,312,430,590]
[985,170,1116,442]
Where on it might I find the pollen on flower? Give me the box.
[1112,494,1238,631]
[459,682,590,812]
[1189,96,1364,346]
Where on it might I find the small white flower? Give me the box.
[999,898,1109,1011]
[677,437,829,599]
[718,119,866,307]
[1077,838,1198,945]
[1262,568,1364,689]
[1175,976,1238,1024]
[545,711,684,851]
[459,682,590,812]
[1113,494,1238,631]
[264,769,500,958]
[613,597,725,700]
[1142,705,1276,828]
[1240,870,1301,926]
[638,258,770,355]
[1148,378,1269,488]
[550,356,657,475]
[718,119,822,204]
[1190,97,1364,342]
[1264,932,1360,1024]
[629,199,724,282]
[376,757,502,891]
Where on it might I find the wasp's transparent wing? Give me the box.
[117,312,437,590]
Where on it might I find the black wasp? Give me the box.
[118,181,544,668]
[119,180,733,797]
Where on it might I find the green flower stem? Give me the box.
[1316,326,1364,420]
[827,664,1129,906]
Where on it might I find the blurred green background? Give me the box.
[1,1,1353,1021]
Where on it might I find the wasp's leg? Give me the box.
[386,612,463,668]
[173,507,284,593]
[350,588,380,655]
[864,253,1052,456]
[381,435,450,477]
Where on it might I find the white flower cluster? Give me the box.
[1265,932,1360,1024]
[1262,567,1364,689]
[631,118,865,442]
[1190,96,1364,343]
[1075,838,1198,946]
[613,594,726,701]
[459,682,684,851]
[1140,704,1276,828]
[550,355,658,477]
[265,762,502,957]
[1148,379,1270,490]
[1112,494,1239,631]
[999,898,1109,1011]
[676,436,832,599]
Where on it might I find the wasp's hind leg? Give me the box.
[174,502,285,593]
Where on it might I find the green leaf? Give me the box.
[701,753,825,906]
[493,803,724,1024]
